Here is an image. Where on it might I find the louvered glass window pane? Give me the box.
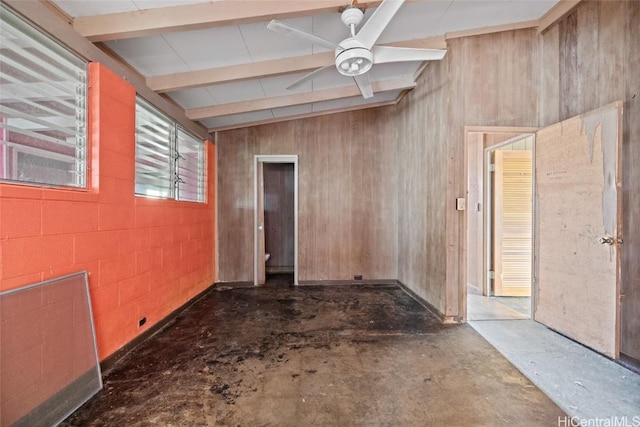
[176,127,205,202]
[135,98,173,198]
[0,5,87,188]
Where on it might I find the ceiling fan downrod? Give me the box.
[335,5,371,76]
[341,5,364,37]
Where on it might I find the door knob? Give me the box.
[598,236,614,245]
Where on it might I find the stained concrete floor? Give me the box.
[467,291,640,419]
[63,283,564,426]
[471,319,640,420]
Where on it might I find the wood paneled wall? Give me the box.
[539,0,640,362]
[396,28,539,318]
[216,108,398,283]
[446,29,540,319]
[396,59,449,314]
[216,127,257,282]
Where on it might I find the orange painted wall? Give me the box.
[0,63,216,360]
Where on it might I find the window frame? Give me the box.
[134,96,206,203]
[0,4,88,189]
[175,126,206,203]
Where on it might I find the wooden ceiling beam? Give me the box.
[445,20,537,40]
[210,99,399,132]
[73,0,393,42]
[186,78,416,119]
[147,36,446,93]
[537,0,582,34]
[148,52,334,93]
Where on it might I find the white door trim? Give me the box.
[462,126,538,322]
[254,155,299,286]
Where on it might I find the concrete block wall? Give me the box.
[0,63,216,360]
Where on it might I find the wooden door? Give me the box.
[493,150,533,296]
[534,102,622,358]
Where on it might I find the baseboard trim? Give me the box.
[100,282,216,375]
[297,279,398,286]
[618,353,640,375]
[214,281,255,288]
[395,280,457,323]
[266,267,294,274]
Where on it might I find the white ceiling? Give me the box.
[52,0,559,132]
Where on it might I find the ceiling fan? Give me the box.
[267,0,447,99]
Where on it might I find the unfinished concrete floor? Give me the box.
[63,283,564,426]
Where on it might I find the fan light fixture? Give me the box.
[267,0,447,99]
[335,40,373,76]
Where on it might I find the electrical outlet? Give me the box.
[354,275,363,280]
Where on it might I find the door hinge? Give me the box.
[489,163,496,172]
[489,271,495,279]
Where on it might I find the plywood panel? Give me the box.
[216,129,256,282]
[541,24,561,125]
[539,0,640,362]
[535,104,621,358]
[621,0,640,362]
[575,1,600,112]
[217,107,397,283]
[396,59,448,313]
[466,133,483,292]
[558,10,579,119]
[444,40,466,320]
[597,0,625,107]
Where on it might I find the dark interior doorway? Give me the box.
[263,163,295,279]
[265,273,294,286]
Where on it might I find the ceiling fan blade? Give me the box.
[267,20,341,51]
[373,46,447,64]
[354,0,405,49]
[286,65,335,90]
[353,73,374,99]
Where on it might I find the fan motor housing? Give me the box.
[335,38,373,76]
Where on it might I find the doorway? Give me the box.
[264,162,294,284]
[463,103,622,358]
[465,129,535,321]
[254,155,298,286]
